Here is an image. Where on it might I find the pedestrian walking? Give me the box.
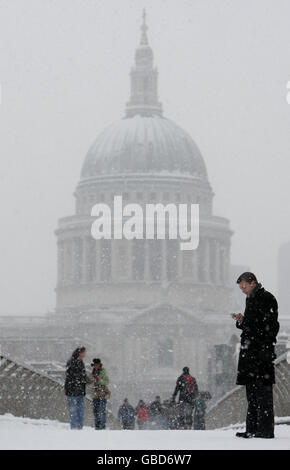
[118,398,136,430]
[136,400,148,430]
[172,366,198,429]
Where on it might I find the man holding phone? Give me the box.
[232,272,279,439]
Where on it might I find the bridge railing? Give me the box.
[206,352,290,429]
[0,353,120,429]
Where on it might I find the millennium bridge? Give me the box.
[0,351,289,429]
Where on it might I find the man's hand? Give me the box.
[234,313,244,323]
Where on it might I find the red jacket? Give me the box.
[137,407,148,421]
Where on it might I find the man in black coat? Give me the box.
[118,398,136,430]
[233,272,279,439]
[172,367,199,429]
[149,395,165,429]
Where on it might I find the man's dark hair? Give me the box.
[183,366,190,374]
[236,272,258,284]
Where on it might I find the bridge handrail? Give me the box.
[0,351,96,402]
[207,351,288,414]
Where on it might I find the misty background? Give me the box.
[0,0,290,316]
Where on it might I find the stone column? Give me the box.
[111,239,117,282]
[220,242,225,284]
[192,246,198,282]
[204,237,210,283]
[224,241,230,286]
[95,238,100,282]
[214,239,219,283]
[177,241,182,280]
[57,240,64,286]
[162,239,167,281]
[64,239,73,284]
[144,239,150,281]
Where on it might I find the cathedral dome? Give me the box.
[80,10,209,185]
[80,115,209,182]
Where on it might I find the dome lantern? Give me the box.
[125,9,163,118]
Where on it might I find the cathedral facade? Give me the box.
[54,13,235,407]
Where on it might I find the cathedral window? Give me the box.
[73,237,83,282]
[209,239,217,283]
[115,244,129,279]
[100,239,111,281]
[143,77,149,102]
[182,249,192,279]
[65,243,73,283]
[132,239,145,280]
[58,242,65,284]
[166,239,178,281]
[87,237,96,282]
[197,239,206,282]
[158,338,174,367]
[149,239,162,280]
[219,244,225,283]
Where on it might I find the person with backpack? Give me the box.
[136,400,148,430]
[118,398,136,430]
[91,358,110,430]
[64,346,88,430]
[171,366,199,429]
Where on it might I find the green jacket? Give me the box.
[92,367,110,399]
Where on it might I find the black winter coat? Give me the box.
[149,400,163,417]
[118,404,135,424]
[236,283,279,385]
[64,353,87,396]
[172,374,198,404]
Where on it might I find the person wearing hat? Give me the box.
[91,358,110,430]
[232,272,279,439]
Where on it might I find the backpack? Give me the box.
[182,374,196,404]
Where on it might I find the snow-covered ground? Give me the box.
[0,414,289,450]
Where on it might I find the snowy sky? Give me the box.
[0,0,290,315]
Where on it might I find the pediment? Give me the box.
[126,303,200,327]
